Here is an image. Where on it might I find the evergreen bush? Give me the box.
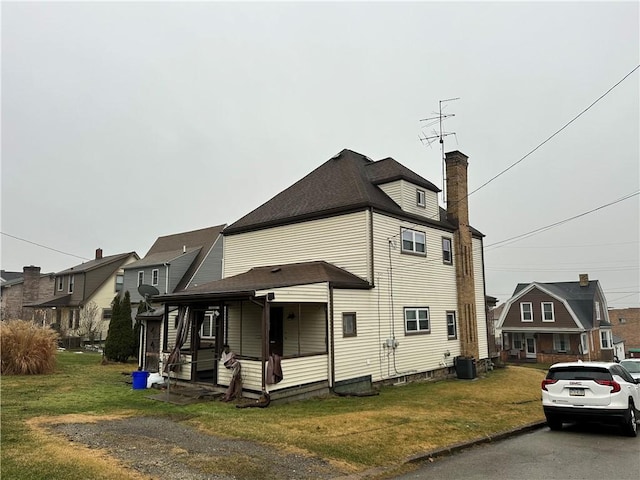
[104,292,135,362]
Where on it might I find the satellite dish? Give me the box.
[138,284,160,311]
[138,284,160,298]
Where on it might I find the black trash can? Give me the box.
[455,357,477,379]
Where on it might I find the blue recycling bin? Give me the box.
[132,371,149,389]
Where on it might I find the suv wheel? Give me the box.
[622,401,638,437]
[546,415,563,431]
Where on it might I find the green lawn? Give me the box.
[1,352,546,479]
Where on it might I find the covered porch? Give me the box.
[501,330,591,364]
[154,261,370,401]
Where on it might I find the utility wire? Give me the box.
[484,190,639,250]
[1,232,91,261]
[467,64,640,199]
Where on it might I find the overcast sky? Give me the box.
[2,1,638,308]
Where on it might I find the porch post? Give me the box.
[261,296,271,393]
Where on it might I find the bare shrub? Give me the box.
[0,320,59,375]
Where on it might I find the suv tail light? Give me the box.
[541,379,557,391]
[595,379,621,393]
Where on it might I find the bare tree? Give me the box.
[78,301,102,344]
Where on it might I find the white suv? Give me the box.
[541,361,640,437]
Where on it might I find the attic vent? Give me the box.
[271,268,281,273]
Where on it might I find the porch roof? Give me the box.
[25,294,74,308]
[155,261,371,303]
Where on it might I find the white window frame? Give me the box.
[446,311,457,339]
[68,275,74,294]
[553,333,569,352]
[416,189,426,207]
[442,237,453,265]
[595,301,601,320]
[580,333,589,354]
[520,302,533,322]
[401,228,426,256]
[404,307,430,334]
[541,302,555,322]
[151,269,159,286]
[137,271,144,287]
[600,329,612,349]
[200,311,217,339]
[115,273,124,292]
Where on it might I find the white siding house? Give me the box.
[156,149,488,401]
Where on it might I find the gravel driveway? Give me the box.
[51,416,351,480]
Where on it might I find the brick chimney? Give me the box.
[95,248,103,260]
[22,266,41,305]
[579,273,589,287]
[445,151,479,360]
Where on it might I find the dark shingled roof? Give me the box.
[514,280,602,329]
[57,252,138,275]
[132,224,225,291]
[157,261,371,302]
[224,149,458,235]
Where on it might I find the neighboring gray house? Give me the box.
[124,225,225,372]
[122,225,226,303]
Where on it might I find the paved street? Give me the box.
[395,424,640,480]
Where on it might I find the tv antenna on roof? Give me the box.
[419,97,460,206]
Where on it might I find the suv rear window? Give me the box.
[547,367,612,381]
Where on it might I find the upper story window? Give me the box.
[446,311,457,339]
[401,228,426,256]
[595,301,601,320]
[342,312,357,337]
[542,302,554,322]
[57,276,63,291]
[416,189,426,207]
[68,275,75,294]
[151,269,159,286]
[405,307,430,334]
[520,302,533,322]
[600,329,612,349]
[137,271,144,287]
[442,237,452,265]
[115,274,124,292]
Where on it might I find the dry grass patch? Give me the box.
[22,415,151,480]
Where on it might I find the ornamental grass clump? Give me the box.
[0,319,58,375]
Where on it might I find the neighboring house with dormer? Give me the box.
[154,149,488,401]
[0,266,55,324]
[496,274,615,363]
[29,249,139,346]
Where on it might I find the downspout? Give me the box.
[163,263,170,294]
[368,207,375,286]
[329,284,335,388]
[138,322,145,370]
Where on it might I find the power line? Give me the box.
[467,64,640,198]
[484,190,640,250]
[1,232,91,261]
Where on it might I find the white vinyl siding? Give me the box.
[473,237,489,359]
[377,179,439,219]
[256,283,329,303]
[223,211,370,281]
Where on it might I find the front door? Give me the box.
[269,307,284,356]
[525,335,537,359]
